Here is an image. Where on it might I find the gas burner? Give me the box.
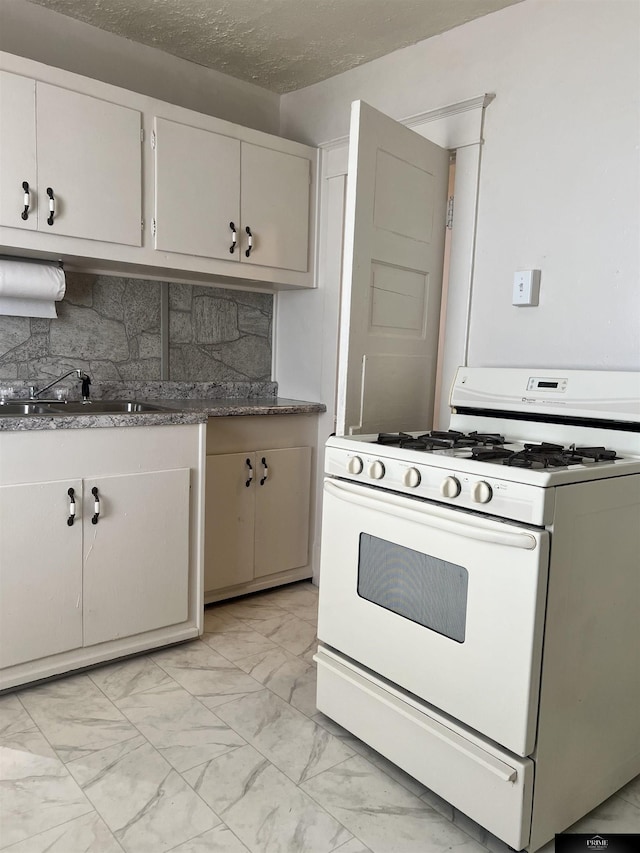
[375,430,507,451]
[503,442,621,469]
[471,447,514,462]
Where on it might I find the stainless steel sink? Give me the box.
[0,402,55,415]
[0,400,171,416]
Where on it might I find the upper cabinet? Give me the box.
[0,70,142,246]
[0,54,317,289]
[154,119,311,274]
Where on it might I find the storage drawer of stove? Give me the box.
[315,647,534,851]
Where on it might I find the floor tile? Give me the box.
[150,641,263,709]
[292,604,319,626]
[17,675,138,764]
[183,743,352,853]
[0,695,35,739]
[89,655,173,702]
[301,754,487,853]
[259,583,319,612]
[332,839,372,853]
[66,734,219,853]
[235,647,318,716]
[167,825,251,852]
[215,689,353,784]
[564,790,640,833]
[201,627,279,662]
[203,608,243,634]
[0,729,93,848]
[616,773,640,809]
[257,615,317,657]
[115,681,246,772]
[1,812,123,852]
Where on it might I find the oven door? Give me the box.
[318,477,550,756]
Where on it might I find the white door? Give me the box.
[0,479,83,668]
[240,142,310,272]
[36,83,142,245]
[337,101,449,435]
[318,477,550,757]
[83,468,190,646]
[0,71,37,231]
[154,118,240,260]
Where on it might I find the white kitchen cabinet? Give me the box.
[0,424,205,691]
[154,118,311,273]
[204,415,315,601]
[0,479,83,669]
[0,70,142,245]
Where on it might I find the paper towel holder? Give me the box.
[0,254,64,269]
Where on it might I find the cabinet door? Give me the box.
[254,447,311,578]
[36,82,142,245]
[83,468,190,647]
[0,71,37,230]
[0,480,83,668]
[240,142,310,272]
[154,117,240,259]
[204,453,255,591]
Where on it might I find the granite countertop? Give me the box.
[0,390,325,432]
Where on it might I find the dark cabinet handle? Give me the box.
[46,187,55,226]
[245,458,253,487]
[21,182,31,221]
[91,486,100,524]
[260,456,269,486]
[67,487,76,526]
[229,221,237,254]
[245,226,253,258]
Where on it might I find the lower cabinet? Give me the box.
[204,415,315,601]
[0,424,205,690]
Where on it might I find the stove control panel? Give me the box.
[327,447,552,526]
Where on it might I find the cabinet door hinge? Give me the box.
[150,130,156,150]
[152,218,157,237]
[446,196,455,230]
[140,128,144,143]
[141,219,144,231]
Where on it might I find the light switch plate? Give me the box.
[513,270,540,306]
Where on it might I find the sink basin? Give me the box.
[0,402,55,415]
[0,400,171,416]
[50,400,172,414]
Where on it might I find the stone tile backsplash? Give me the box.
[0,274,273,387]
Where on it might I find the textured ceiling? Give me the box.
[24,0,522,94]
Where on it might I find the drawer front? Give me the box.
[315,648,533,850]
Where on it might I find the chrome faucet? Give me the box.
[30,369,91,401]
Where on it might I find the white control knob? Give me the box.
[471,481,493,504]
[403,467,421,488]
[440,476,461,498]
[368,460,386,480]
[347,456,363,475]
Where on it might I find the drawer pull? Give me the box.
[21,181,31,221]
[245,457,253,487]
[229,221,237,254]
[46,187,56,226]
[260,456,268,485]
[91,486,100,524]
[67,487,76,526]
[245,225,253,258]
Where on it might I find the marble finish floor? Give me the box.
[1,581,639,852]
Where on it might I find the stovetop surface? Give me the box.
[374,430,622,470]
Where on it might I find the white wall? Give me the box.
[0,0,280,134]
[280,0,640,372]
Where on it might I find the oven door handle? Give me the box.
[324,479,538,550]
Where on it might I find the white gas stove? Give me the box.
[316,367,640,851]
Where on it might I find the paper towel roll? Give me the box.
[0,259,66,318]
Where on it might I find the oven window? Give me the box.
[357,534,468,643]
